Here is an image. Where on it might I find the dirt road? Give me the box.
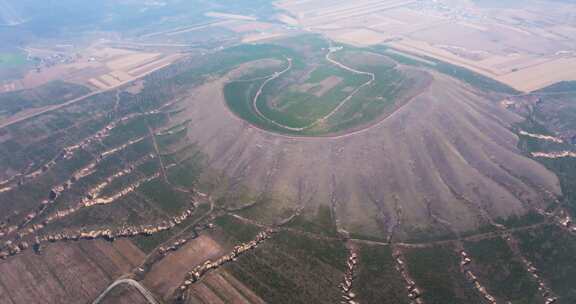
[247,43,375,132]
[0,60,176,130]
[91,278,160,304]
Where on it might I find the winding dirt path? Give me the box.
[250,58,299,130]
[0,59,178,131]
[92,278,160,304]
[248,43,375,132]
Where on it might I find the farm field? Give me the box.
[514,226,576,304]
[221,230,347,304]
[354,244,409,303]
[463,237,542,303]
[403,244,484,303]
[0,240,144,304]
[276,0,576,92]
[14,46,183,92]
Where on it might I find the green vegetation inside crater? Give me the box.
[223,37,415,136]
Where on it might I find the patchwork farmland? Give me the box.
[276,0,576,92]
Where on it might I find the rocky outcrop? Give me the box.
[393,248,424,304]
[458,249,496,304]
[339,247,359,304]
[0,206,196,260]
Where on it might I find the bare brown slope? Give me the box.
[176,70,560,240]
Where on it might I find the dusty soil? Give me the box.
[186,271,265,304]
[0,240,144,304]
[99,284,150,304]
[188,282,226,304]
[331,28,391,46]
[143,234,225,299]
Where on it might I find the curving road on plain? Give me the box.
[0,57,180,131]
[92,278,160,304]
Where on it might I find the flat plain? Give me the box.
[276,0,576,92]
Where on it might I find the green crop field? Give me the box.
[223,36,418,136]
[257,64,370,129]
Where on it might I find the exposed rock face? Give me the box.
[175,68,561,240]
